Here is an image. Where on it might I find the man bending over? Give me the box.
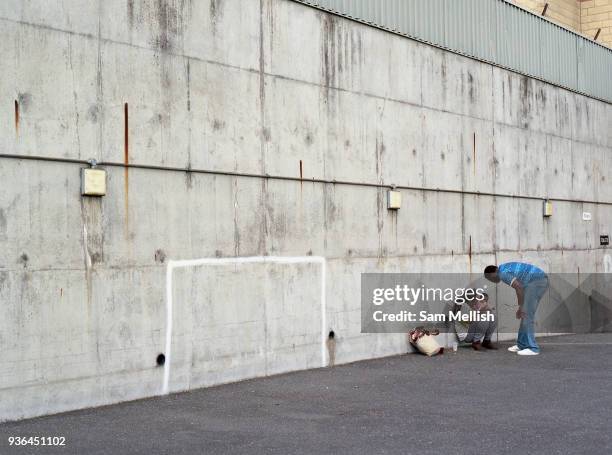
[484,262,548,356]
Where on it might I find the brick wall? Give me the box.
[580,0,612,47]
[512,0,612,47]
[513,0,581,30]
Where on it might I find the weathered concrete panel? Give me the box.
[0,160,84,271]
[99,41,190,166]
[358,22,422,105]
[265,180,325,256]
[0,1,100,37]
[264,76,327,179]
[0,21,99,161]
[324,89,379,183]
[100,0,261,70]
[188,60,262,173]
[420,45,493,120]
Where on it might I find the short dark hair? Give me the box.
[484,265,498,275]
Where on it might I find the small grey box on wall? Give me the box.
[81,168,106,196]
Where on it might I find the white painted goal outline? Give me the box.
[162,256,327,395]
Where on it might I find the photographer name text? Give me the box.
[372,310,494,323]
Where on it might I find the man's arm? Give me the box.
[511,279,526,319]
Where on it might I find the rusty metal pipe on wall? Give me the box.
[2,153,612,207]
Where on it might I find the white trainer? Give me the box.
[507,345,520,352]
[517,349,539,356]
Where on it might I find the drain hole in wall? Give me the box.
[327,330,336,367]
[156,354,166,366]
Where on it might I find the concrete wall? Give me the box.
[0,0,611,421]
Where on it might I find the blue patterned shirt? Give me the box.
[498,262,546,286]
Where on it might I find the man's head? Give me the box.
[484,265,500,283]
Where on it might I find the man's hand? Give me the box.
[516,308,526,319]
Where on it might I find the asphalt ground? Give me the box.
[1,333,611,455]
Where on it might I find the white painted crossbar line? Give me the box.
[163,256,327,395]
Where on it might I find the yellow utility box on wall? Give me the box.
[81,168,106,196]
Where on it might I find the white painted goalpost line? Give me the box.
[162,256,327,395]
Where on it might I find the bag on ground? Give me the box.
[409,327,443,356]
